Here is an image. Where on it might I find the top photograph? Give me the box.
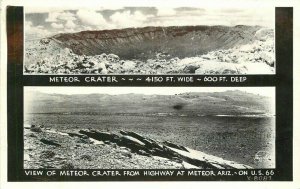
[24,7,275,75]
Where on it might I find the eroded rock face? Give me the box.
[24,25,275,74]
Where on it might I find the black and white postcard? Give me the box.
[1,0,297,186]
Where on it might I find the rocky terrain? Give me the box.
[24,124,252,169]
[24,25,275,74]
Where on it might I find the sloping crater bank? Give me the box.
[50,25,262,60]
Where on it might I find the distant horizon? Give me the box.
[25,87,275,98]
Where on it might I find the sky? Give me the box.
[25,87,275,98]
[25,7,275,40]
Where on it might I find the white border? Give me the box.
[1,0,300,189]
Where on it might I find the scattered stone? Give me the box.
[28,133,37,138]
[104,140,111,144]
[80,154,92,161]
[89,138,104,145]
[76,138,92,144]
[122,61,136,71]
[138,150,151,156]
[120,150,132,158]
[107,54,120,62]
[61,162,75,169]
[24,153,31,161]
[40,150,56,159]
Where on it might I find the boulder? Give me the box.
[63,48,72,55]
[122,61,136,71]
[165,146,222,169]
[260,52,274,66]
[90,61,107,74]
[24,124,31,129]
[120,135,145,146]
[120,131,163,150]
[61,162,75,169]
[120,131,146,142]
[239,62,274,74]
[149,147,177,159]
[170,57,180,64]
[79,130,119,142]
[80,154,92,161]
[40,138,61,147]
[40,38,50,45]
[67,132,87,138]
[107,54,120,62]
[183,65,200,73]
[24,153,31,161]
[163,141,189,152]
[138,150,151,156]
[76,138,93,144]
[195,61,239,74]
[119,130,128,136]
[156,52,170,59]
[40,150,56,159]
[117,135,147,153]
[89,138,105,145]
[201,54,213,60]
[120,149,132,158]
[30,125,42,132]
[28,133,37,138]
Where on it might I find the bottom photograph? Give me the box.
[24,87,275,169]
